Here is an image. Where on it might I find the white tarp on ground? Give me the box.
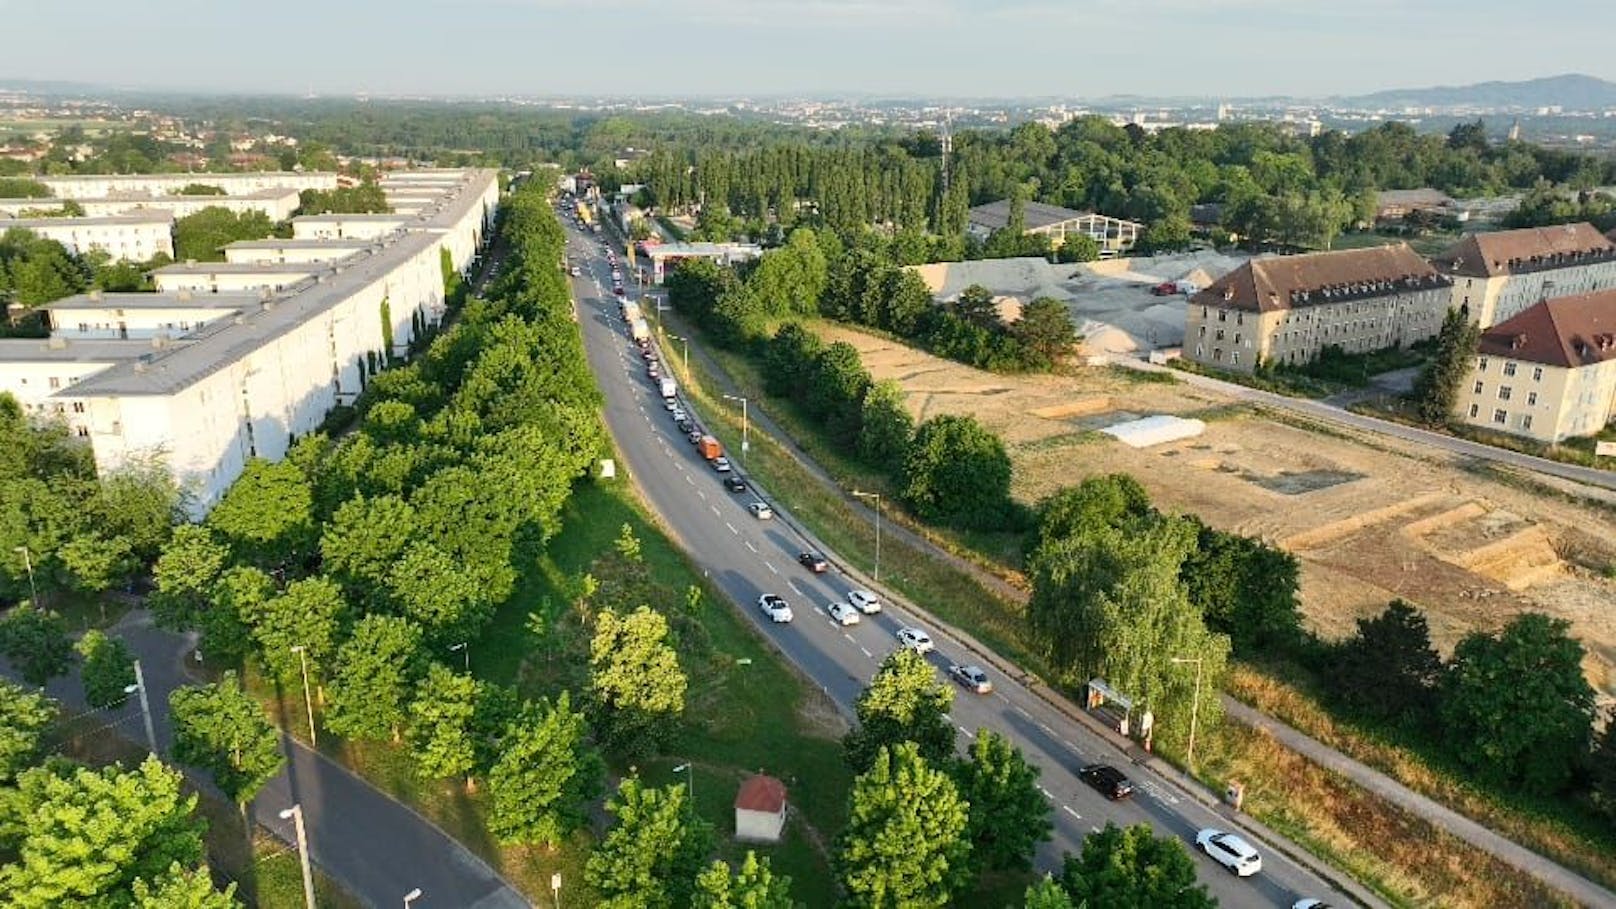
[1101,414,1207,448]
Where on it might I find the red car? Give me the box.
[1150,281,1178,296]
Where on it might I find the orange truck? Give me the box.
[698,435,722,460]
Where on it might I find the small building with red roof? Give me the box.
[733,774,787,844]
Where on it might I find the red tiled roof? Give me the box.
[734,775,787,814]
[1435,222,1616,279]
[1188,245,1443,313]
[1477,288,1616,369]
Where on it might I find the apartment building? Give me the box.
[152,262,325,294]
[1435,222,1616,327]
[36,171,337,200]
[1454,288,1616,443]
[223,238,373,265]
[1184,244,1452,373]
[2,212,175,260]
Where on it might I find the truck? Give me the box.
[659,377,677,400]
[697,435,723,460]
[631,317,650,346]
[622,301,642,325]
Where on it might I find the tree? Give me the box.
[1013,297,1078,366]
[954,729,1052,872]
[325,614,425,743]
[1029,474,1155,557]
[1412,308,1482,425]
[1054,235,1100,263]
[0,680,54,781]
[131,862,240,908]
[1441,612,1595,794]
[205,458,317,568]
[1179,518,1302,655]
[1590,707,1616,823]
[199,566,272,666]
[856,379,914,472]
[954,284,999,329]
[1023,875,1076,909]
[588,606,687,758]
[318,494,417,606]
[172,208,275,262]
[150,525,231,630]
[844,648,956,773]
[245,576,347,684]
[0,604,74,687]
[762,321,825,400]
[57,532,137,596]
[692,852,794,909]
[0,757,207,908]
[1330,600,1444,725]
[75,629,135,709]
[383,541,492,645]
[585,776,714,909]
[169,673,284,810]
[901,414,1013,530]
[486,692,604,847]
[836,743,971,908]
[1059,822,1215,909]
[1138,214,1194,254]
[407,663,479,787]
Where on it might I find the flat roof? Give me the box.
[0,337,169,364]
[154,262,325,276]
[3,213,174,227]
[98,187,302,202]
[38,171,333,184]
[967,199,1141,232]
[292,213,409,223]
[419,170,497,231]
[646,241,762,258]
[225,238,375,250]
[44,291,261,311]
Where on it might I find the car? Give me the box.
[748,501,773,520]
[569,266,580,276]
[723,475,747,493]
[613,284,625,296]
[827,601,861,626]
[948,664,993,694]
[1078,764,1134,800]
[1292,901,1333,909]
[676,418,693,433]
[663,397,678,411]
[757,593,793,623]
[670,407,688,422]
[847,589,881,614]
[1150,281,1178,296]
[712,456,733,473]
[689,430,705,445]
[797,552,828,573]
[647,365,661,379]
[1195,829,1262,877]
[896,626,934,654]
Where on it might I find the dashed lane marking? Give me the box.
[1013,705,1032,719]
[787,578,804,595]
[766,562,779,575]
[684,474,693,485]
[1062,806,1081,820]
[697,490,706,500]
[1039,787,1053,799]
[710,505,721,517]
[957,726,974,739]
[745,540,758,553]
[726,522,738,535]
[1037,722,1056,736]
[859,646,873,659]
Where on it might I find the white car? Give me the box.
[1292,901,1333,909]
[896,626,934,654]
[748,501,774,520]
[847,590,881,614]
[712,457,733,473]
[827,601,861,626]
[757,593,793,623]
[1196,828,1262,877]
[670,407,688,422]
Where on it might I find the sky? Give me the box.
[5,0,1616,100]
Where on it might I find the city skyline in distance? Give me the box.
[5,0,1616,102]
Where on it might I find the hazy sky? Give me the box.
[6,0,1616,99]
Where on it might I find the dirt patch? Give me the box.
[795,685,850,740]
[1248,469,1366,496]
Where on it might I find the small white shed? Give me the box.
[734,775,787,844]
[1101,414,1207,448]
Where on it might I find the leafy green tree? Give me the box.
[585,776,714,909]
[172,208,275,262]
[588,606,687,758]
[0,604,74,687]
[88,463,180,562]
[0,757,207,908]
[75,630,135,709]
[245,576,347,683]
[1441,612,1595,794]
[407,663,479,787]
[836,743,971,908]
[0,680,54,781]
[1013,297,1078,365]
[383,541,491,645]
[199,566,273,666]
[901,414,1013,530]
[1331,599,1444,725]
[692,852,794,909]
[205,458,317,568]
[1138,214,1194,254]
[1023,875,1076,909]
[325,615,425,743]
[1059,822,1215,909]
[486,692,604,847]
[318,494,417,605]
[0,228,86,306]
[298,182,390,215]
[844,648,956,773]
[1180,517,1302,654]
[169,673,284,810]
[0,178,50,198]
[150,525,231,630]
[57,532,137,596]
[953,284,999,329]
[857,379,915,473]
[1054,235,1101,263]
[1413,308,1482,425]
[762,321,825,400]
[954,729,1052,872]
[131,862,240,908]
[1029,474,1155,558]
[1590,707,1616,823]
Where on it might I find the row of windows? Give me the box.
[1468,404,1534,432]
[1476,358,1544,382]
[1471,382,1541,407]
[1195,345,1241,365]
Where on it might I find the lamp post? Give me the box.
[449,642,469,673]
[12,545,38,606]
[279,805,317,909]
[668,333,689,374]
[1170,656,1205,770]
[289,646,317,747]
[851,491,883,583]
[124,659,158,755]
[722,394,749,460]
[672,762,694,816]
[403,887,423,909]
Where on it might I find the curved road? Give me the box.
[566,219,1370,908]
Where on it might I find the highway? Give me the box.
[563,215,1362,908]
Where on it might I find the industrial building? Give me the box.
[967,200,1143,256]
[643,242,763,284]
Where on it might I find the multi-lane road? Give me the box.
[563,216,1364,908]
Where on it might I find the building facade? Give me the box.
[1454,289,1616,443]
[1435,222,1616,328]
[37,171,337,199]
[3,213,175,260]
[1184,245,1452,373]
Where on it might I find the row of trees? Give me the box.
[0,228,162,315]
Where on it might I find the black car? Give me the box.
[676,418,693,433]
[797,552,829,573]
[1078,764,1134,800]
[723,476,747,493]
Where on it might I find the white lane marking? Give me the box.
[1062,806,1081,820]
[1037,722,1056,736]
[787,578,805,595]
[859,646,873,658]
[843,633,858,644]
[1039,786,1054,799]
[957,726,974,739]
[766,562,779,575]
[1137,780,1181,806]
[697,490,706,500]
[710,505,721,517]
[812,604,825,616]
[684,474,693,485]
[726,522,738,535]
[1013,705,1032,719]
[744,540,758,552]
[1091,826,1102,835]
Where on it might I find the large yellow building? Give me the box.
[1454,289,1616,443]
[1434,222,1616,327]
[1184,245,1451,373]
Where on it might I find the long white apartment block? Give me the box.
[37,171,338,199]
[223,238,375,265]
[152,262,328,294]
[1,212,175,260]
[292,213,411,241]
[80,188,304,222]
[0,168,499,515]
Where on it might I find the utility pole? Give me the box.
[722,395,749,460]
[279,804,317,909]
[851,491,883,583]
[1170,657,1205,769]
[290,646,317,747]
[126,660,158,755]
[12,546,38,606]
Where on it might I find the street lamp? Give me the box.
[851,491,883,583]
[289,646,317,747]
[721,394,749,460]
[449,642,469,673]
[667,333,689,374]
[124,659,158,755]
[672,762,694,815]
[279,804,317,909]
[12,545,38,606]
[1170,657,1205,770]
[403,887,423,908]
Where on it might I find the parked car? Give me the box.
[676,418,693,433]
[1150,281,1178,296]
[948,664,993,694]
[797,552,828,573]
[664,397,679,411]
[613,284,625,296]
[712,456,733,473]
[723,475,747,493]
[1078,764,1134,800]
[1195,829,1262,877]
[896,626,934,654]
[757,593,793,623]
[748,501,773,520]
[847,590,881,614]
[1292,901,1333,909]
[827,601,861,626]
[647,364,660,380]
[670,407,688,422]
[569,266,581,277]
[689,430,705,445]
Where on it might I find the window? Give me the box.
[1215,329,1225,341]
[1493,409,1507,424]
[1522,415,1533,431]
[48,377,60,390]
[71,402,84,413]
[1532,366,1543,382]
[75,426,89,438]
[1527,391,1538,406]
[1503,362,1517,377]
[1198,326,1206,338]
[1498,386,1512,401]
[1218,310,1228,323]
[1473,381,1484,394]
[1212,348,1223,362]
[1478,357,1488,372]
[1232,351,1241,365]
[1468,404,1479,418]
[1234,333,1242,345]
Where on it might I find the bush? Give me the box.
[901,415,1015,530]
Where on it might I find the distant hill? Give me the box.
[1347,74,1616,110]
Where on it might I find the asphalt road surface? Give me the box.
[563,215,1359,909]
